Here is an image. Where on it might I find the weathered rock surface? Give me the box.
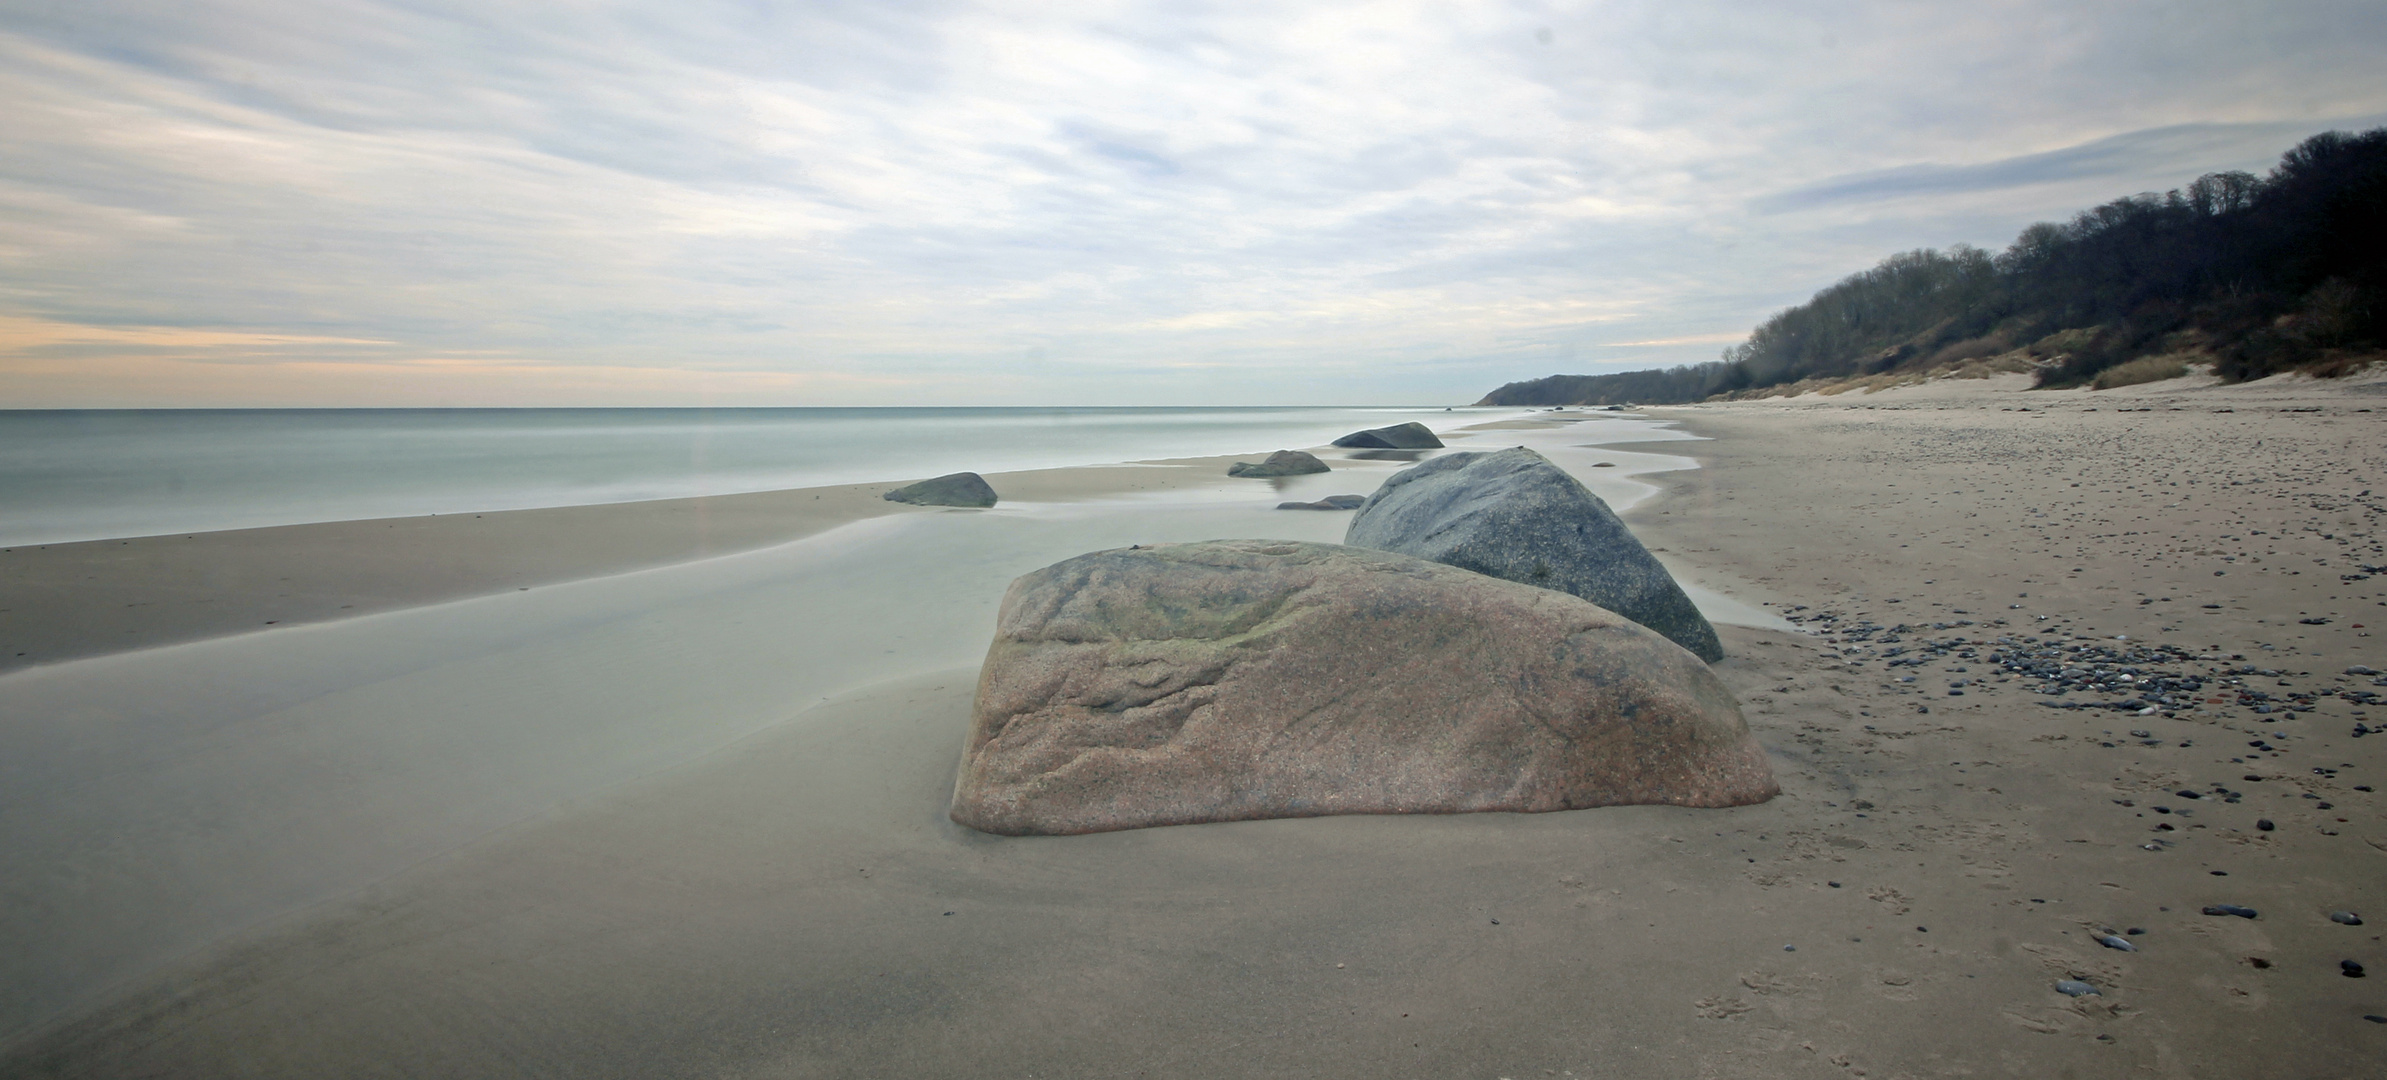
[1344,447,1723,661]
[949,540,1774,835]
[1331,422,1443,449]
[883,472,998,508]
[1227,450,1332,478]
[1276,494,1365,511]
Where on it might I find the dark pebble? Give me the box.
[2211,870,2228,876]
[2258,819,2276,831]
[2332,911,2365,926]
[2367,1014,2387,1023]
[2203,905,2260,918]
[1916,926,1928,933]
[2344,960,2367,978]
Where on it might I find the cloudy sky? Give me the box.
[4,1,2384,407]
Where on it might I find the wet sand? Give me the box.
[5,378,2385,1078]
[0,455,1292,675]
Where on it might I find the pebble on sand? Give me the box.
[2056,980,2101,997]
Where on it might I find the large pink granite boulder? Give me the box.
[949,540,1776,835]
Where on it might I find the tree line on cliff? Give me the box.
[1479,128,2387,406]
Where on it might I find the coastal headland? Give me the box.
[4,372,2384,1078]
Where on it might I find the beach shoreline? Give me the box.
[7,375,2387,1077]
[0,452,1278,674]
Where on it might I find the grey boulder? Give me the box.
[1276,495,1366,511]
[1344,447,1722,662]
[949,540,1775,836]
[883,472,998,508]
[1331,422,1443,449]
[1227,450,1332,478]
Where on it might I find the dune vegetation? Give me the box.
[1482,129,2387,405]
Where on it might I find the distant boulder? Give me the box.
[1345,447,1723,661]
[1227,450,1331,478]
[949,540,1774,835]
[1275,494,1365,510]
[883,472,998,508]
[1331,422,1443,449]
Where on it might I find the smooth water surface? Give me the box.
[0,406,1506,545]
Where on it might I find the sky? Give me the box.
[3,1,2385,407]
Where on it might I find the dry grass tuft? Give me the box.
[1952,353,2034,379]
[2089,355,2191,389]
[2298,349,2385,379]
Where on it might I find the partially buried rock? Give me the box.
[948,539,1775,835]
[1331,422,1444,449]
[883,472,998,508]
[1345,447,1724,662]
[1277,495,1365,511]
[1228,450,1331,478]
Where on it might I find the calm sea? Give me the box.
[0,406,1509,546]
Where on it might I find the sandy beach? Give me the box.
[5,378,2385,1078]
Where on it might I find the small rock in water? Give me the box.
[2098,934,2137,952]
[2203,905,2260,919]
[2344,960,2367,978]
[1330,422,1443,450]
[2331,911,2365,926]
[1228,450,1332,478]
[1275,494,1366,511]
[2055,980,2101,997]
[882,472,999,508]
